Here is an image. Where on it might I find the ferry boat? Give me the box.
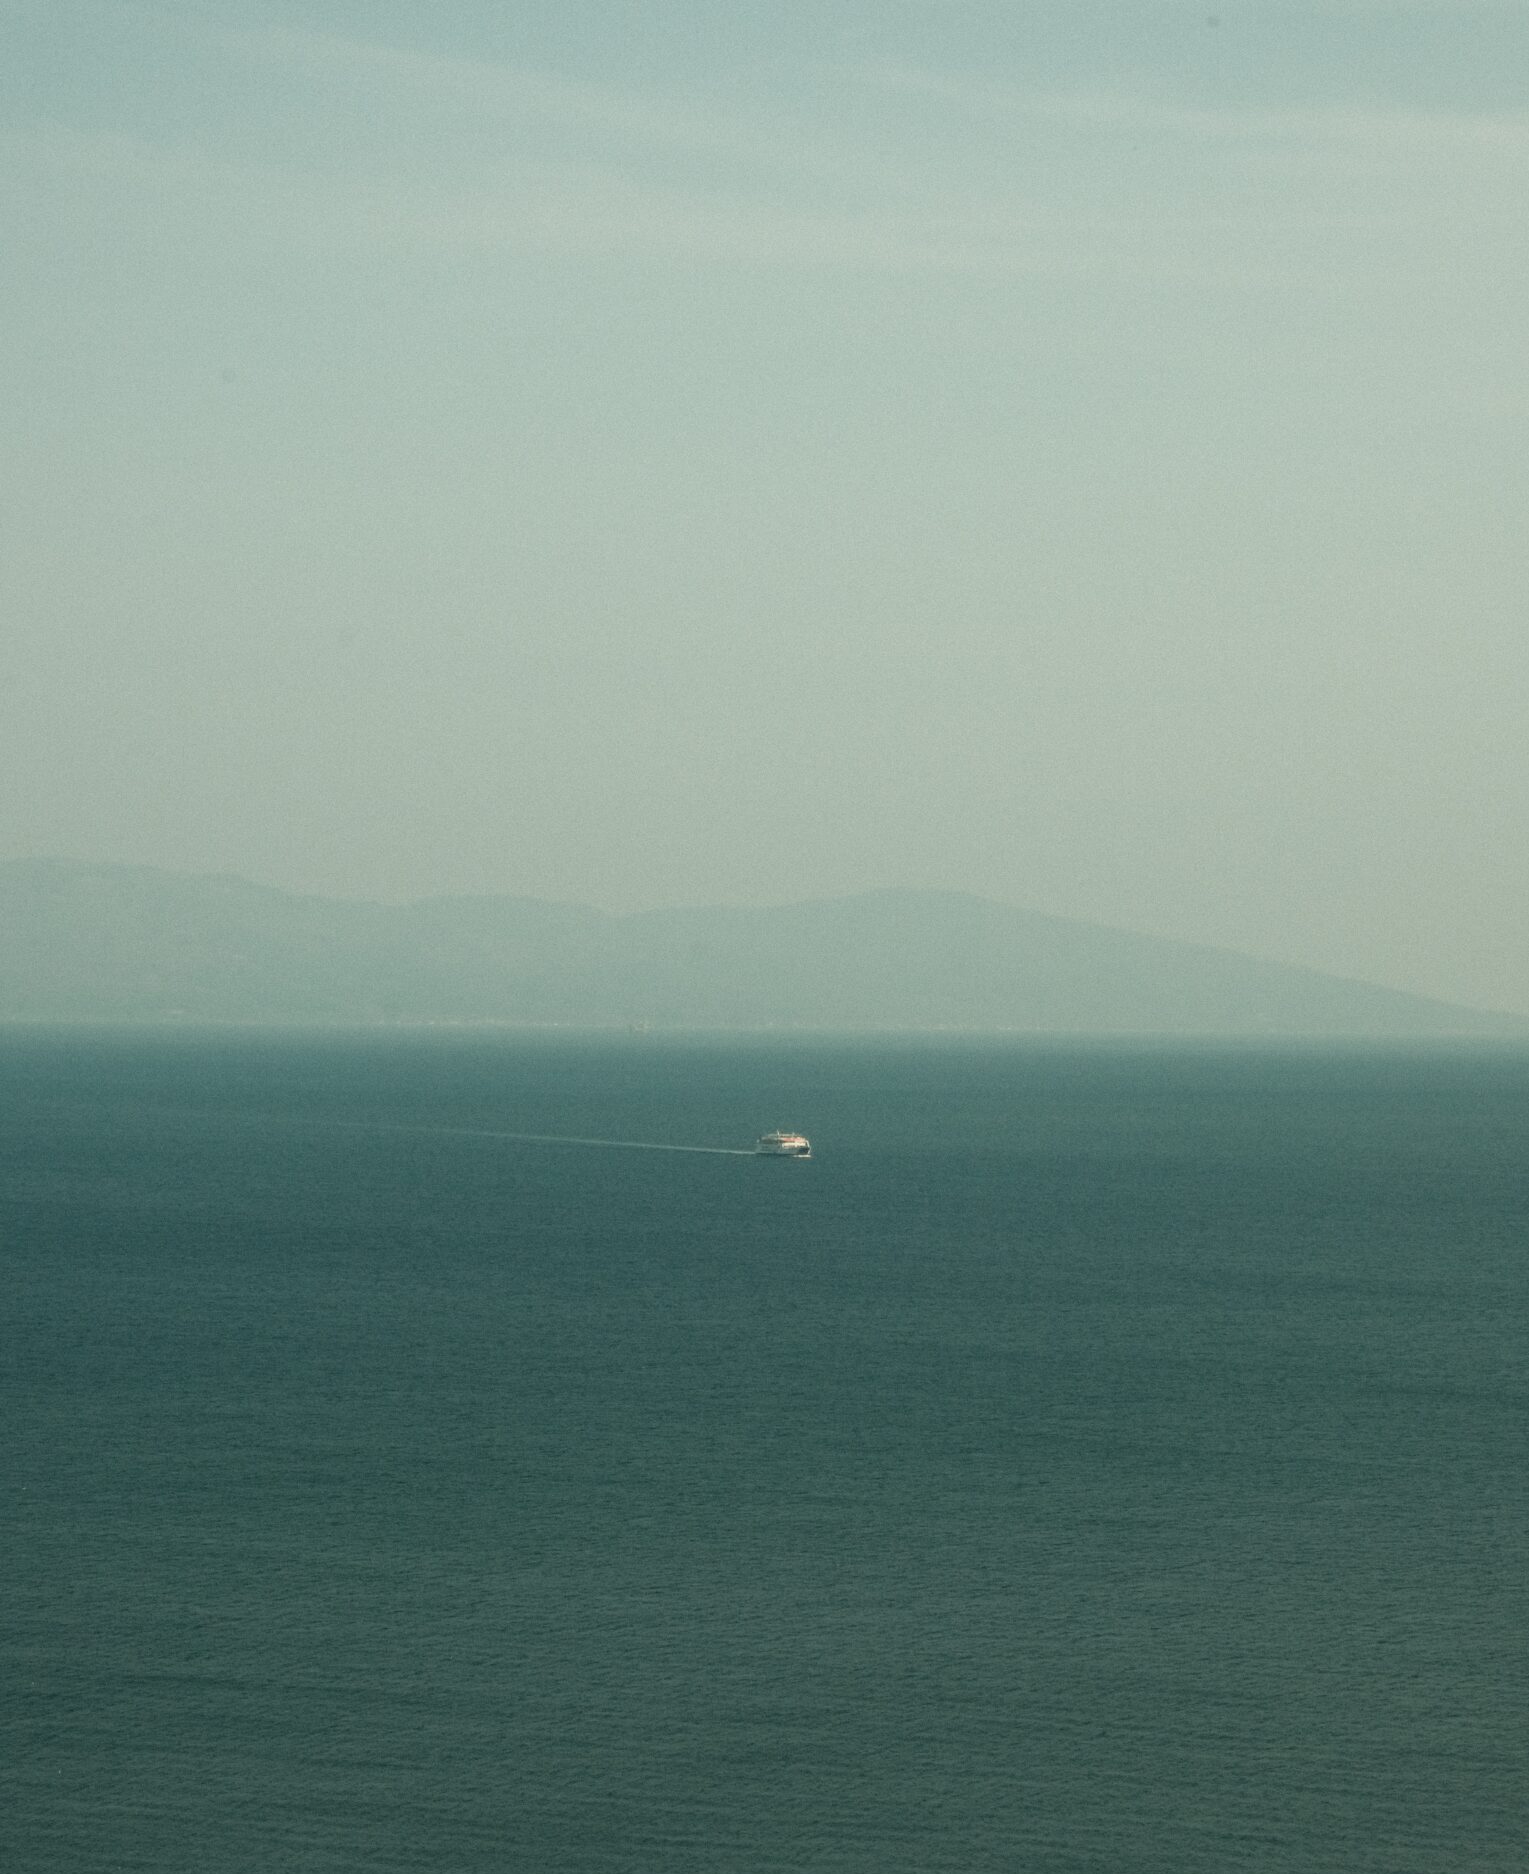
[756,1130,811,1158]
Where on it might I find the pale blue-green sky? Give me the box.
[3,0,1526,1008]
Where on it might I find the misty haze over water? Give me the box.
[5,3,1527,1013]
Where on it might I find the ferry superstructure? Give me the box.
[756,1130,811,1158]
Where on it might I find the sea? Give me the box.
[4,1027,1529,1873]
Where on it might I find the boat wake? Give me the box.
[448,1129,756,1157]
[319,1119,756,1157]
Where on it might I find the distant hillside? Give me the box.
[0,860,1516,1035]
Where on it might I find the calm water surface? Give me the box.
[4,1030,1529,1871]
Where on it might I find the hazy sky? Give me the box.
[4,0,1526,1009]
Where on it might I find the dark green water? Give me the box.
[5,1030,1529,1871]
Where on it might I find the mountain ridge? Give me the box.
[0,859,1517,1035]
